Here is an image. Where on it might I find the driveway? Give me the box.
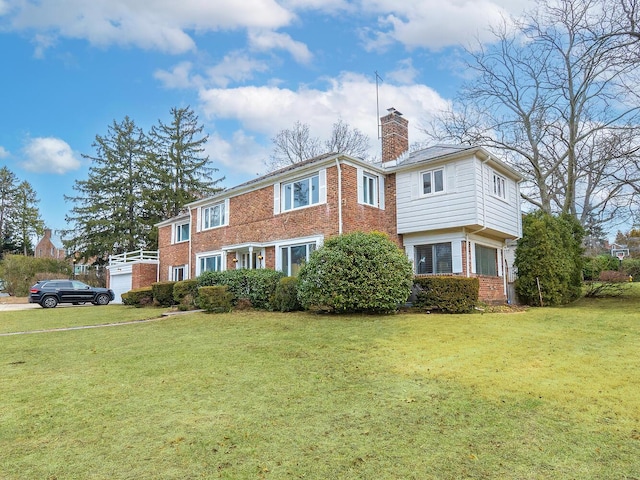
[0,302,40,311]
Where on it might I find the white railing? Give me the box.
[109,249,159,265]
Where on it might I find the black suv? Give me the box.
[29,280,115,308]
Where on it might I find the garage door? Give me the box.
[109,271,132,304]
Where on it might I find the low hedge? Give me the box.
[270,276,302,312]
[198,269,284,309]
[121,287,154,307]
[197,285,233,313]
[152,281,176,307]
[412,276,479,313]
[173,279,199,310]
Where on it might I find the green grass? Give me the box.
[1,291,639,479]
[0,305,167,334]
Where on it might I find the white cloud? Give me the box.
[154,61,200,89]
[360,0,533,51]
[206,130,269,178]
[386,58,419,85]
[6,0,294,54]
[198,72,449,176]
[206,52,270,87]
[0,146,9,158]
[22,137,81,174]
[248,30,312,64]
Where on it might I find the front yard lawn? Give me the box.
[1,291,639,479]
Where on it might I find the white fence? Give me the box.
[109,249,159,266]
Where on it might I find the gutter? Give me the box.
[335,158,343,235]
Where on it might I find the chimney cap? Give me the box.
[387,107,403,116]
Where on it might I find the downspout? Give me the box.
[468,157,490,277]
[335,158,343,235]
[188,207,193,280]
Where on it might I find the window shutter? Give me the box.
[497,248,504,276]
[356,167,364,204]
[378,175,385,210]
[224,199,230,226]
[273,183,281,214]
[319,169,327,204]
[411,171,419,199]
[452,239,463,273]
[171,224,176,244]
[196,208,202,232]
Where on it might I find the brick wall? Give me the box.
[156,162,401,280]
[132,263,158,289]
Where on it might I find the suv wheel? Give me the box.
[95,293,110,305]
[41,296,58,308]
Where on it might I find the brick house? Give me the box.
[34,228,66,260]
[109,108,522,304]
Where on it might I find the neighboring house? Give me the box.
[110,108,523,304]
[34,229,66,260]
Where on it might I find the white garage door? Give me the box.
[109,271,132,304]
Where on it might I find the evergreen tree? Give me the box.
[146,106,223,220]
[11,181,45,255]
[515,211,584,306]
[64,117,152,261]
[0,166,18,256]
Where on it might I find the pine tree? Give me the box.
[146,106,223,220]
[12,181,45,255]
[64,117,152,261]
[0,167,19,256]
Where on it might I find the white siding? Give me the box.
[396,155,521,239]
[396,158,478,234]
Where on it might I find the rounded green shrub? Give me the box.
[121,287,154,307]
[515,211,584,306]
[297,231,413,314]
[270,276,302,312]
[197,285,233,313]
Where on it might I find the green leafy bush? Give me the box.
[198,269,284,309]
[173,279,199,310]
[0,254,71,296]
[297,231,413,314]
[197,285,233,313]
[270,276,302,312]
[151,281,176,307]
[515,212,584,306]
[583,255,620,281]
[121,287,154,307]
[412,276,479,313]
[621,258,640,281]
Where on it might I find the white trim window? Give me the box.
[415,242,452,274]
[174,222,190,243]
[198,254,223,274]
[493,172,506,199]
[282,174,320,211]
[280,242,316,276]
[421,168,444,195]
[362,172,377,206]
[475,244,498,276]
[202,202,226,230]
[172,265,186,281]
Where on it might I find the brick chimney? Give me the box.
[381,107,408,163]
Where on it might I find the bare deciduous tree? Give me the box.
[266,119,370,172]
[425,0,640,230]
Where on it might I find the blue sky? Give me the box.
[0,0,532,234]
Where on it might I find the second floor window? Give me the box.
[203,202,225,229]
[362,172,377,206]
[282,174,319,211]
[493,172,506,199]
[422,169,444,195]
[175,223,189,242]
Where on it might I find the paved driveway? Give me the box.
[0,302,40,311]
